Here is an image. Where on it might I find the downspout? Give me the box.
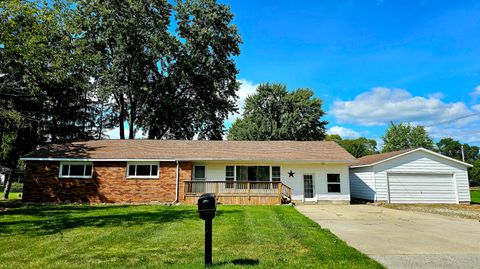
[173,160,180,204]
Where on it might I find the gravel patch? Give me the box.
[383,204,480,221]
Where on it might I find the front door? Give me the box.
[303,174,315,202]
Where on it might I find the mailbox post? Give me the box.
[197,193,216,266]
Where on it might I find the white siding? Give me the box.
[373,151,470,203]
[193,161,351,202]
[349,167,376,201]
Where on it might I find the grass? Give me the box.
[0,203,383,269]
[4,192,22,200]
[471,188,480,204]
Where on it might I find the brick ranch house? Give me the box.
[20,140,357,204]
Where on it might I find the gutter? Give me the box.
[172,160,180,204]
[20,157,357,164]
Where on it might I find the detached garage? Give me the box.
[350,148,472,204]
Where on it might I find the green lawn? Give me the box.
[471,189,480,204]
[0,203,383,269]
[4,192,22,200]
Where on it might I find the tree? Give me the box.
[463,144,479,163]
[436,137,479,186]
[340,138,377,158]
[0,0,99,198]
[437,138,463,160]
[382,122,434,152]
[325,134,342,144]
[436,137,479,162]
[326,135,377,158]
[74,0,174,139]
[470,160,480,186]
[143,0,240,139]
[227,83,328,140]
[75,0,241,140]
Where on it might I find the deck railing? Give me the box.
[183,180,292,205]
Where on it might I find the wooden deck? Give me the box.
[183,181,292,205]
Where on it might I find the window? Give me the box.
[235,166,270,181]
[225,166,234,188]
[194,165,206,180]
[327,174,341,193]
[225,166,234,181]
[272,166,281,181]
[127,162,159,178]
[59,162,93,178]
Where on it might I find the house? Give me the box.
[20,140,357,204]
[349,148,472,204]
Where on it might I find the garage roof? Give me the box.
[351,148,473,168]
[21,140,357,163]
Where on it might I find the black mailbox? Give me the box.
[198,193,216,220]
[198,193,216,265]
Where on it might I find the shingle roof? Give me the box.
[352,149,412,167]
[22,140,357,163]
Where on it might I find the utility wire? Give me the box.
[424,112,480,127]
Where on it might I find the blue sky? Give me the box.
[222,0,480,145]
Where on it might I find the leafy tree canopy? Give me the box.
[437,138,463,161]
[436,137,479,186]
[1,0,241,198]
[227,83,328,141]
[382,122,434,152]
[74,0,241,140]
[470,160,480,186]
[325,135,377,158]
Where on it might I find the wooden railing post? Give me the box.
[215,182,219,196]
[278,182,282,204]
[247,182,251,200]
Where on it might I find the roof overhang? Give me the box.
[350,148,474,168]
[20,157,357,164]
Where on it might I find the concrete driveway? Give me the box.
[296,205,480,269]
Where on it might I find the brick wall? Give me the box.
[23,161,193,203]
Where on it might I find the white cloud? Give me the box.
[426,125,480,144]
[327,126,360,139]
[331,87,474,126]
[471,85,480,97]
[330,87,480,144]
[226,79,258,123]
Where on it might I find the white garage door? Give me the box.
[388,173,457,204]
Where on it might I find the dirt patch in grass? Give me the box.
[384,204,480,221]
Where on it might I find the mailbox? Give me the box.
[198,193,216,265]
[198,193,216,220]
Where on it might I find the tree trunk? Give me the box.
[128,117,135,139]
[97,101,104,140]
[82,90,87,138]
[118,95,126,139]
[128,103,136,139]
[2,172,12,200]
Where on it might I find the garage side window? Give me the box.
[60,162,93,178]
[127,162,159,178]
[327,174,341,193]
